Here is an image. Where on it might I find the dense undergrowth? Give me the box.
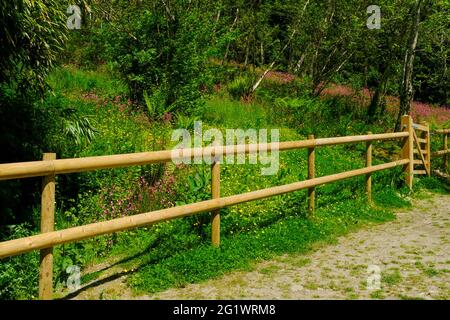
[0,65,447,299]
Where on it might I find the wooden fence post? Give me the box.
[444,133,448,173]
[39,153,56,300]
[401,115,414,189]
[366,132,372,204]
[421,121,431,176]
[211,158,220,247]
[308,135,315,216]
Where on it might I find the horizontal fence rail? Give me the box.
[432,149,450,156]
[431,129,449,157]
[432,129,449,174]
[0,159,409,259]
[0,132,409,181]
[413,123,429,132]
[0,115,440,299]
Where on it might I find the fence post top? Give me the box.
[43,153,56,158]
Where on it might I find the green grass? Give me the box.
[399,295,426,300]
[414,261,442,278]
[4,64,445,300]
[47,64,127,98]
[415,177,450,194]
[293,258,311,268]
[203,95,278,129]
[50,67,421,297]
[116,198,396,294]
[259,265,281,275]
[423,268,440,277]
[370,290,385,299]
[382,269,403,286]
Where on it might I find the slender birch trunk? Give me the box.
[395,0,422,131]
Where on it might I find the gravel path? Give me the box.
[67,193,450,300]
[148,193,450,300]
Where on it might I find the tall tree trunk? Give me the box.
[294,52,306,73]
[364,59,368,88]
[244,41,250,68]
[368,65,390,121]
[222,9,239,65]
[251,30,297,93]
[292,0,311,74]
[260,42,264,65]
[211,9,221,44]
[440,33,448,106]
[395,0,422,131]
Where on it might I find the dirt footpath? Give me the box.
[144,193,449,300]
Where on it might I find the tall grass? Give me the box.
[47,65,128,98]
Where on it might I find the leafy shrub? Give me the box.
[104,5,215,115]
[208,61,241,86]
[177,167,213,240]
[0,223,39,299]
[143,90,176,120]
[274,95,386,137]
[0,0,67,92]
[175,113,198,130]
[227,75,253,100]
[61,110,98,146]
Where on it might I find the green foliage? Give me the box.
[203,96,270,129]
[2,0,449,300]
[143,90,177,120]
[208,62,241,87]
[0,84,65,225]
[413,0,450,105]
[273,93,398,138]
[0,0,68,227]
[62,110,98,146]
[0,0,67,93]
[227,75,253,100]
[415,176,449,193]
[373,186,411,209]
[103,1,216,115]
[175,168,212,240]
[47,65,128,99]
[129,199,395,293]
[175,114,197,130]
[0,223,39,300]
[177,169,212,206]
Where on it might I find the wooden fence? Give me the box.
[431,128,450,175]
[0,115,439,299]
